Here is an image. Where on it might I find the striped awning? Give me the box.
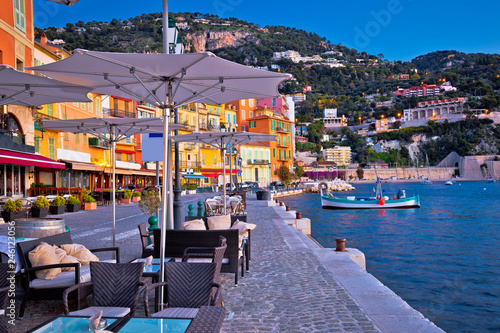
[0,149,65,169]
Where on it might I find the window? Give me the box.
[46,104,53,117]
[241,99,245,106]
[233,114,236,123]
[249,99,254,107]
[80,103,85,110]
[249,111,253,118]
[88,94,93,113]
[96,98,100,116]
[273,148,275,158]
[279,149,281,160]
[73,102,78,106]
[83,133,87,144]
[216,108,220,115]
[242,110,245,119]
[64,132,69,141]
[209,106,212,113]
[14,0,25,31]
[214,155,217,165]
[75,134,79,143]
[116,153,122,161]
[289,150,291,159]
[48,138,55,160]
[242,125,246,131]
[34,137,40,153]
[227,114,230,124]
[272,98,276,107]
[16,59,23,71]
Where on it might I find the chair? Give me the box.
[230,200,246,216]
[93,191,104,206]
[182,236,227,284]
[103,191,111,205]
[0,263,12,332]
[204,201,218,217]
[138,223,154,258]
[63,262,145,317]
[143,262,220,318]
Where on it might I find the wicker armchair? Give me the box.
[182,236,227,285]
[0,263,11,332]
[204,201,218,217]
[63,262,145,317]
[138,223,154,258]
[229,201,246,216]
[143,262,221,319]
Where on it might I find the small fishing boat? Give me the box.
[486,177,496,183]
[320,178,420,209]
[444,180,453,185]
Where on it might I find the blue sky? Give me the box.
[34,0,500,61]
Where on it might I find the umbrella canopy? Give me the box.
[172,131,277,214]
[0,65,91,107]
[28,49,291,108]
[46,0,80,5]
[40,117,185,250]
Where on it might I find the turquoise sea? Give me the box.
[280,181,500,333]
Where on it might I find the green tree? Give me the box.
[276,166,292,185]
[356,168,364,180]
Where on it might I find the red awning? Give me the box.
[0,149,65,169]
[202,173,221,178]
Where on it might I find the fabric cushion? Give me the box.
[231,220,257,237]
[152,307,199,318]
[207,214,231,230]
[61,244,99,265]
[181,219,206,230]
[28,242,61,280]
[53,245,80,271]
[30,263,91,289]
[69,306,130,318]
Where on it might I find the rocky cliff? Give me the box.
[184,30,258,53]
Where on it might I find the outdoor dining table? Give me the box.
[27,306,225,333]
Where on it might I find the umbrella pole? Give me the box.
[222,146,226,215]
[111,127,116,253]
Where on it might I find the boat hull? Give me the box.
[321,195,420,209]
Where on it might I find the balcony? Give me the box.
[207,124,220,131]
[34,112,60,124]
[183,143,196,150]
[276,126,290,133]
[278,156,288,162]
[88,137,110,149]
[277,142,290,148]
[180,121,196,132]
[103,107,136,118]
[199,123,207,130]
[247,159,270,165]
[180,161,202,168]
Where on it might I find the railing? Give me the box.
[183,143,195,150]
[199,123,207,130]
[247,159,270,165]
[119,137,136,145]
[277,142,290,148]
[179,161,202,168]
[0,129,26,145]
[103,107,136,118]
[276,126,290,133]
[180,121,196,131]
[88,137,110,149]
[207,124,220,131]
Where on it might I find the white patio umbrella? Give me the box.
[172,131,277,214]
[0,65,91,107]
[29,49,290,308]
[40,117,185,251]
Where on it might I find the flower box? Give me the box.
[66,204,80,213]
[133,196,141,202]
[84,202,96,210]
[122,198,131,204]
[1,211,25,222]
[49,205,65,215]
[30,208,49,218]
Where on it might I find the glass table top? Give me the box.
[32,317,117,333]
[116,318,192,333]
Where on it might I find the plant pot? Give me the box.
[49,205,65,215]
[30,208,49,218]
[1,211,25,222]
[66,204,80,212]
[132,196,141,202]
[122,198,131,204]
[84,202,96,210]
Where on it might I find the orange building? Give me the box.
[247,106,293,181]
[229,98,257,132]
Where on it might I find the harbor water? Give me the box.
[280,181,500,333]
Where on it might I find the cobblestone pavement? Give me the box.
[7,194,379,332]
[218,199,379,332]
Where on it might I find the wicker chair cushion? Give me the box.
[61,244,99,265]
[207,214,231,230]
[152,307,199,318]
[29,264,91,289]
[69,306,130,317]
[231,220,257,237]
[53,245,80,272]
[28,242,61,280]
[181,219,206,230]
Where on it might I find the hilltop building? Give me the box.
[323,147,351,166]
[393,84,441,97]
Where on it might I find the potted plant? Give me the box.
[138,189,161,229]
[66,195,81,212]
[84,195,96,210]
[50,196,66,215]
[187,183,197,194]
[31,196,50,218]
[181,183,188,196]
[132,190,141,202]
[122,189,132,204]
[1,199,25,222]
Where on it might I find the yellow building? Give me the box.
[323,146,351,166]
[240,143,271,185]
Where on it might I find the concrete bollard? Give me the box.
[279,201,284,206]
[286,206,290,211]
[296,212,301,219]
[335,238,347,252]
